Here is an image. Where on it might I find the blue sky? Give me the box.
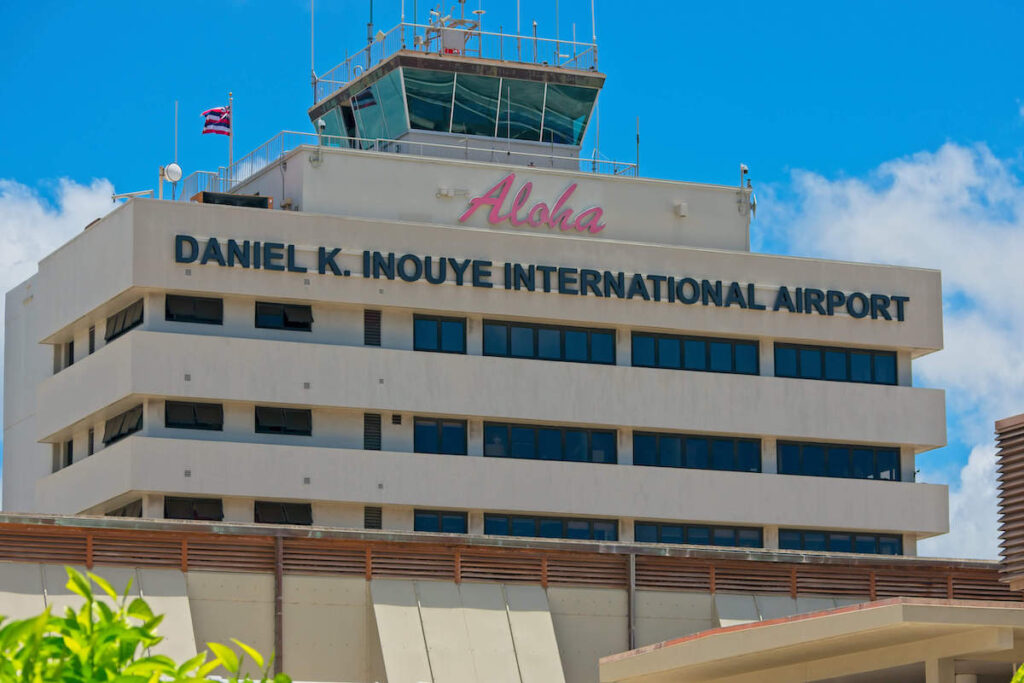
[1,1,1022,557]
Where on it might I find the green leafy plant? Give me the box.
[0,566,290,683]
[1014,662,1024,683]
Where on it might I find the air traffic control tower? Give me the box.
[307,5,604,171]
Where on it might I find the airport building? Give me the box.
[2,7,1017,683]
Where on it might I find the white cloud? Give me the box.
[761,142,1024,559]
[0,178,114,408]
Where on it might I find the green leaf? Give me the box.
[87,571,118,601]
[197,658,221,678]
[207,641,239,674]
[65,567,92,601]
[125,598,154,622]
[230,639,264,669]
[273,674,292,683]
[176,651,207,676]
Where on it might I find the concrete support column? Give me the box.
[925,658,955,683]
[223,497,253,523]
[955,674,978,683]
[468,511,484,535]
[901,445,916,482]
[617,328,631,366]
[619,518,635,543]
[898,349,913,386]
[619,430,633,465]
[759,338,774,376]
[762,437,778,474]
[903,534,918,557]
[467,419,483,456]
[763,525,779,550]
[142,494,163,519]
[466,317,482,355]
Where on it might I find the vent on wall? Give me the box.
[364,413,382,450]
[364,310,381,346]
[364,506,383,530]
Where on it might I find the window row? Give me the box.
[775,344,896,386]
[632,333,758,375]
[633,433,760,472]
[779,529,902,555]
[634,522,762,548]
[86,297,905,390]
[90,405,901,485]
[483,514,618,541]
[483,320,615,364]
[112,497,905,555]
[483,423,617,464]
[778,442,900,481]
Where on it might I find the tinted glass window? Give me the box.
[510,326,534,357]
[799,348,822,379]
[775,346,798,377]
[782,442,900,481]
[414,418,466,455]
[852,448,875,478]
[483,322,507,355]
[537,428,562,460]
[779,443,801,474]
[782,529,902,556]
[510,426,536,459]
[166,295,223,325]
[736,440,761,472]
[565,430,587,462]
[255,302,313,331]
[803,445,826,476]
[683,339,706,370]
[633,434,657,466]
[404,68,454,131]
[734,343,758,374]
[590,332,615,364]
[539,519,563,538]
[484,424,508,457]
[874,354,897,385]
[658,337,681,369]
[484,515,507,535]
[632,335,656,367]
[850,352,872,382]
[450,73,500,136]
[779,530,802,550]
[537,328,560,359]
[827,447,851,478]
[709,342,731,372]
[824,350,847,381]
[255,501,312,525]
[565,330,588,362]
[659,436,683,468]
[413,318,438,351]
[686,438,709,469]
[804,532,827,551]
[590,432,617,464]
[635,523,658,543]
[485,514,617,540]
[711,439,734,470]
[876,449,899,480]
[487,423,616,464]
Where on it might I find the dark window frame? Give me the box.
[631,332,759,375]
[105,299,144,342]
[165,294,224,325]
[164,496,224,521]
[165,401,224,431]
[102,404,144,445]
[779,528,903,556]
[634,521,764,548]
[632,432,761,472]
[413,509,469,534]
[413,314,467,354]
[483,422,618,464]
[778,441,901,481]
[254,406,313,436]
[413,417,468,455]
[483,513,618,541]
[255,301,314,331]
[254,500,313,526]
[774,343,897,386]
[483,319,616,365]
[106,499,143,518]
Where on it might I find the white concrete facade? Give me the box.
[3,147,947,554]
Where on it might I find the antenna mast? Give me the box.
[310,0,316,103]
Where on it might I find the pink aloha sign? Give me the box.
[458,173,606,234]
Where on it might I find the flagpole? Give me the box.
[228,91,234,172]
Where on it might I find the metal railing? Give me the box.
[315,22,598,103]
[176,129,636,201]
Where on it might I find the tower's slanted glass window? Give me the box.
[775,344,897,385]
[414,418,467,455]
[164,497,223,521]
[255,501,313,526]
[105,299,144,342]
[484,320,615,364]
[484,514,617,541]
[165,401,224,431]
[450,74,501,137]
[255,406,312,436]
[350,69,409,146]
[633,433,760,472]
[414,510,468,534]
[542,84,599,145]
[414,315,466,354]
[255,302,313,331]
[632,332,758,375]
[404,68,455,132]
[103,404,143,445]
[779,529,903,556]
[484,422,616,464]
[778,441,900,481]
[165,295,223,325]
[634,522,763,548]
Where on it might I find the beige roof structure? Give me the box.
[600,598,1024,683]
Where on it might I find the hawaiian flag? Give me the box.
[202,106,231,136]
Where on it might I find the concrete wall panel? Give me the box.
[370,579,433,683]
[547,586,624,683]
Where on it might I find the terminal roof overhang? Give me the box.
[599,598,1024,683]
[309,50,606,122]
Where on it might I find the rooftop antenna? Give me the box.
[367,0,374,49]
[310,0,316,103]
[173,100,179,199]
[636,117,640,175]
